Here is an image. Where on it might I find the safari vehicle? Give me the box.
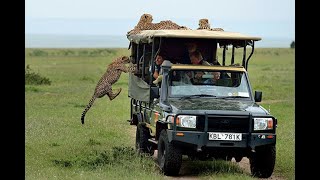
[127,30,277,178]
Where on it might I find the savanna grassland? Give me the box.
[25,48,294,180]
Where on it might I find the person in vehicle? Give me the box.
[153,54,164,79]
[203,71,221,85]
[182,42,198,64]
[189,50,211,66]
[152,54,165,84]
[187,50,212,84]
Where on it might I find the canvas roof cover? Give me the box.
[128,73,150,102]
[127,29,261,44]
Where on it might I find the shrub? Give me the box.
[29,49,48,56]
[25,65,51,85]
[290,41,295,49]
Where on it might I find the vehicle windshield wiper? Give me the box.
[179,94,217,100]
[217,96,248,99]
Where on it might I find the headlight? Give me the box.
[254,118,273,130]
[176,115,197,128]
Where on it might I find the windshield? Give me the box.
[168,69,251,99]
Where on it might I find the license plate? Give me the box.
[208,132,242,141]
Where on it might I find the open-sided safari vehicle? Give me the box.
[127,30,277,178]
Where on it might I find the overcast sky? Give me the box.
[25,0,295,39]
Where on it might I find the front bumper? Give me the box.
[167,130,276,151]
[166,112,276,151]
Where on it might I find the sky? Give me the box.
[25,0,295,39]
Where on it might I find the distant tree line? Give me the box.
[290,41,295,48]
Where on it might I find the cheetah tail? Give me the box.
[81,95,97,124]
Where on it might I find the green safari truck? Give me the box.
[127,29,277,178]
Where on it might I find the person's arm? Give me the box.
[153,65,159,79]
[195,72,204,79]
[153,70,159,79]
[202,60,212,66]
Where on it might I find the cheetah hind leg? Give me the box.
[108,88,122,101]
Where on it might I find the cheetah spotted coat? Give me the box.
[81,56,136,124]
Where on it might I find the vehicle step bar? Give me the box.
[148,138,158,144]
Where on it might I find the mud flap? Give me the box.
[128,112,142,125]
[129,118,138,125]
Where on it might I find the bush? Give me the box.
[25,65,51,85]
[290,41,295,49]
[28,49,48,56]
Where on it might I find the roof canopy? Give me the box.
[127,29,262,44]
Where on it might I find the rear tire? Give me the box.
[135,124,154,155]
[249,145,276,178]
[157,130,182,176]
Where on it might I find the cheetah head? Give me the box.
[120,56,131,64]
[199,19,210,29]
[139,13,153,24]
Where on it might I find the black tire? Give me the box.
[197,153,211,161]
[234,156,243,162]
[135,124,154,155]
[222,155,232,161]
[249,145,276,178]
[157,130,182,176]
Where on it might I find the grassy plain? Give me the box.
[25,48,294,179]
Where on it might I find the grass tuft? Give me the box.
[50,142,60,147]
[79,150,112,169]
[52,159,73,168]
[25,65,51,85]
[87,139,101,146]
[25,86,40,92]
[51,146,156,172]
[182,159,244,176]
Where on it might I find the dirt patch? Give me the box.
[233,157,285,180]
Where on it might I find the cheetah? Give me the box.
[127,13,154,36]
[211,27,224,31]
[153,20,190,30]
[81,56,137,124]
[127,13,190,36]
[197,18,224,31]
[197,18,211,30]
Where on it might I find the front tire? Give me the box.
[157,130,182,176]
[135,124,154,155]
[249,145,276,178]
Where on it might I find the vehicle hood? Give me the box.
[169,98,268,114]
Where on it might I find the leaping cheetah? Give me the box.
[81,56,137,124]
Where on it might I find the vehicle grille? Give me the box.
[196,115,249,133]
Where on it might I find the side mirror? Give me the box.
[254,91,262,102]
[150,86,160,99]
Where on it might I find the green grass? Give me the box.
[25,48,294,179]
[247,48,295,179]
